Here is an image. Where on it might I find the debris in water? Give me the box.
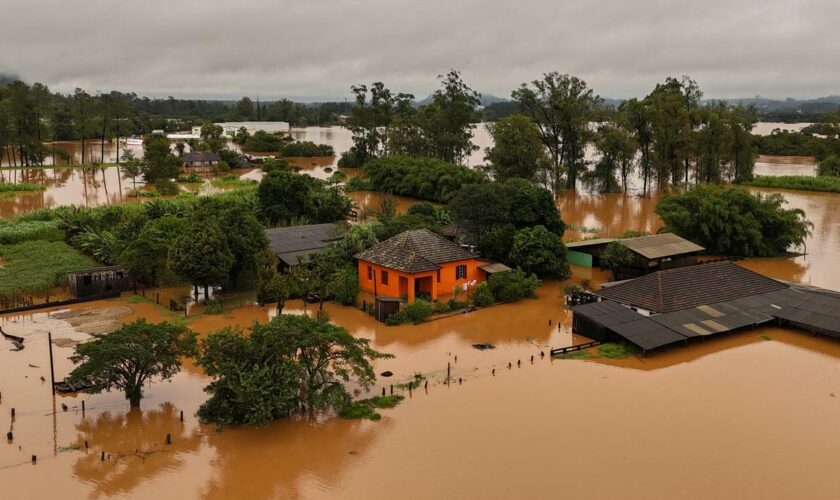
[380,371,393,377]
[28,363,39,368]
[472,343,496,350]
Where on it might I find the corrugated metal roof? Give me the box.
[479,262,512,274]
[620,233,704,260]
[572,301,687,351]
[565,238,617,248]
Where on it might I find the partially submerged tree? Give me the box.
[484,114,549,183]
[69,320,197,407]
[656,185,812,256]
[197,314,392,426]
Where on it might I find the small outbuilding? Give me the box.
[183,151,220,170]
[265,223,342,268]
[566,233,704,276]
[67,266,131,298]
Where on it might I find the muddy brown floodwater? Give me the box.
[2,123,840,499]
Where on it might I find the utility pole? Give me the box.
[48,332,56,395]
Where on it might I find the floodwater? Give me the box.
[2,122,840,499]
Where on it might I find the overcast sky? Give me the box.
[2,0,838,101]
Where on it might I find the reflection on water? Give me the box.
[72,404,202,498]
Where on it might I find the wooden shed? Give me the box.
[67,266,131,298]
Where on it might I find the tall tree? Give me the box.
[585,122,637,193]
[417,70,480,164]
[513,73,600,190]
[73,88,94,165]
[169,220,235,298]
[484,114,548,183]
[69,320,197,407]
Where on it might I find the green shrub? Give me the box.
[487,270,540,302]
[343,175,370,192]
[472,282,494,307]
[203,299,222,314]
[329,266,359,306]
[403,300,433,323]
[177,172,204,183]
[155,179,180,196]
[339,395,404,420]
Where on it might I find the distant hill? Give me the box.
[416,93,509,106]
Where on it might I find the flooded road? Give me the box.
[2,122,840,499]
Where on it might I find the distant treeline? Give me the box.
[753,118,840,160]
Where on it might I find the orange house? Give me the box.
[355,229,491,302]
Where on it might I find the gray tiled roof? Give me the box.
[354,229,476,273]
[595,261,787,313]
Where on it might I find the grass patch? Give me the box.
[553,349,592,360]
[760,334,773,341]
[743,175,840,193]
[339,395,405,421]
[0,182,46,193]
[396,373,425,390]
[552,342,636,360]
[598,343,632,359]
[126,294,151,304]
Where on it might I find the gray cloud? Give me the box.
[2,0,838,100]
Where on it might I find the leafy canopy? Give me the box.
[69,320,197,407]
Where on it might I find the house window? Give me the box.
[381,271,389,285]
[367,266,373,280]
[455,265,467,280]
[437,269,441,283]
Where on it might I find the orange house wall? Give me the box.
[358,258,486,302]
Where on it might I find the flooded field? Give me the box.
[1,122,839,499]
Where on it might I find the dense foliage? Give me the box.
[361,156,487,203]
[484,114,549,183]
[342,70,479,167]
[599,241,634,270]
[656,185,812,256]
[197,314,391,427]
[508,225,570,278]
[257,169,352,226]
[753,129,840,160]
[818,155,840,177]
[69,320,197,407]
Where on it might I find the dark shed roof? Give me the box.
[572,301,687,351]
[183,151,220,163]
[355,229,476,274]
[265,223,340,266]
[620,233,704,260]
[595,262,788,313]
